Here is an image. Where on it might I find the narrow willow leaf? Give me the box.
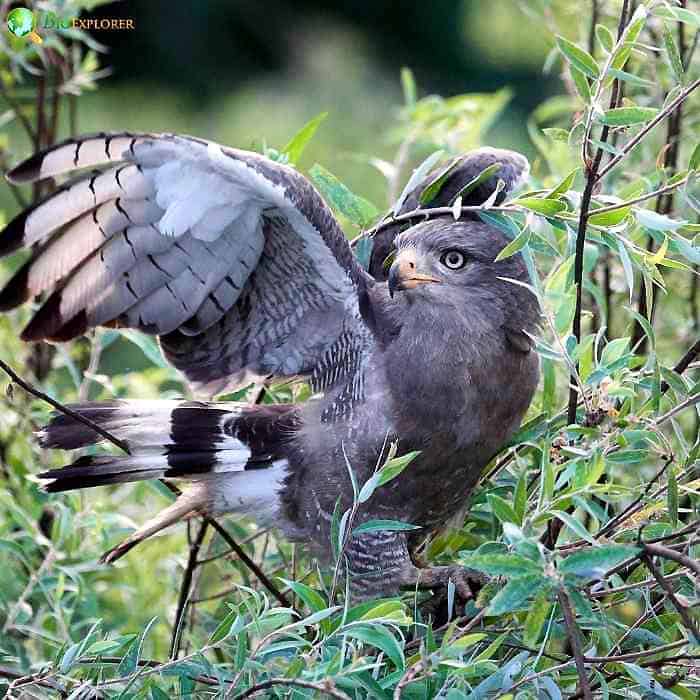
[513,197,566,216]
[559,544,640,579]
[523,585,552,647]
[120,329,168,368]
[662,22,684,84]
[599,106,659,126]
[654,5,700,28]
[548,510,597,545]
[589,206,631,226]
[607,68,655,88]
[208,609,243,644]
[419,156,465,204]
[556,36,600,79]
[546,168,578,199]
[353,235,374,271]
[352,519,421,535]
[595,23,614,52]
[279,579,327,614]
[376,450,420,487]
[570,66,591,102]
[344,623,405,669]
[487,493,519,525]
[667,466,678,527]
[513,471,528,524]
[309,163,379,227]
[488,574,548,615]
[617,238,635,303]
[450,162,502,204]
[401,66,416,107]
[495,228,531,262]
[689,143,700,170]
[649,236,669,264]
[460,553,542,577]
[393,150,444,215]
[282,112,328,165]
[118,617,157,676]
[637,208,686,231]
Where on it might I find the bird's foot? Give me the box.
[400,564,487,601]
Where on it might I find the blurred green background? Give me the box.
[1,0,564,219]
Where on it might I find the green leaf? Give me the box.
[546,168,578,199]
[353,234,374,271]
[595,23,614,52]
[401,67,416,107]
[559,544,640,579]
[487,493,519,525]
[589,206,631,226]
[599,107,659,126]
[282,112,328,165]
[376,450,420,487]
[601,337,630,365]
[118,616,158,676]
[450,162,502,204]
[523,586,552,647]
[357,450,419,503]
[208,609,243,644]
[343,622,405,669]
[689,143,700,170]
[120,330,168,368]
[487,573,548,615]
[494,227,531,262]
[352,519,421,536]
[393,150,444,215]
[548,510,597,545]
[556,36,600,79]
[279,579,327,613]
[512,197,566,216]
[85,636,136,656]
[309,163,379,227]
[636,208,686,231]
[570,66,591,103]
[617,238,635,303]
[460,553,542,578]
[419,156,465,204]
[662,22,684,84]
[667,466,678,527]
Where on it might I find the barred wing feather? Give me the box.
[0,132,373,396]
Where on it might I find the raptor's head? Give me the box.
[387,218,540,336]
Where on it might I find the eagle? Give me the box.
[0,133,540,599]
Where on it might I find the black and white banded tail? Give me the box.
[38,399,296,561]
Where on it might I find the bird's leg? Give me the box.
[398,564,487,601]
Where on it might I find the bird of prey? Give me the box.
[0,133,540,600]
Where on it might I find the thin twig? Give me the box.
[642,541,700,578]
[558,587,592,700]
[205,518,292,610]
[232,677,351,700]
[0,357,131,454]
[170,519,209,659]
[596,77,700,183]
[642,553,700,640]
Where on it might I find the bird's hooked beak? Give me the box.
[387,249,441,298]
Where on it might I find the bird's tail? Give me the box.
[37,399,295,561]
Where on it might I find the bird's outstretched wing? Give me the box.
[0,132,373,397]
[362,147,529,280]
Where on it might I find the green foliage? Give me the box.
[1,1,700,698]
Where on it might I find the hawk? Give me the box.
[0,133,540,599]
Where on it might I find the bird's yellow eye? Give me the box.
[440,250,467,270]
